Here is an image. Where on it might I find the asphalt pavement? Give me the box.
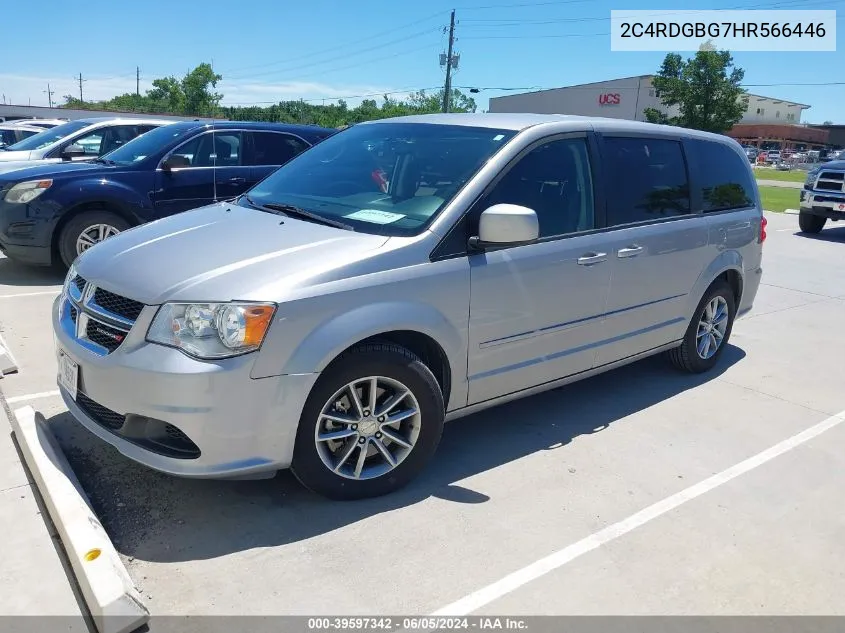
[0,211,844,619]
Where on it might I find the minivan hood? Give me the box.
[74,202,391,305]
[0,150,33,163]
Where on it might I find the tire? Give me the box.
[798,211,826,234]
[290,342,445,500]
[667,280,736,374]
[58,210,130,269]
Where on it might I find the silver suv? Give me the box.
[52,114,765,499]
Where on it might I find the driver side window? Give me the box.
[483,137,595,238]
[70,130,105,156]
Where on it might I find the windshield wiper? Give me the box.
[243,196,353,231]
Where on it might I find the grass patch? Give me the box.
[759,185,799,213]
[753,167,807,183]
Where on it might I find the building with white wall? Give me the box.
[488,75,810,126]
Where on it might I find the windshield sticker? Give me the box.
[344,209,406,224]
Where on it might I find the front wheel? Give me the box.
[667,280,736,374]
[290,343,445,500]
[798,211,826,234]
[58,210,130,268]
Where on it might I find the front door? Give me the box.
[467,135,613,405]
[593,135,711,366]
[152,130,248,217]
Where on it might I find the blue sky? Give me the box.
[1,0,842,122]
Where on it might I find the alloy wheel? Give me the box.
[314,376,421,480]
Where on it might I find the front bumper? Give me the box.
[799,189,845,220]
[0,199,54,265]
[52,295,318,478]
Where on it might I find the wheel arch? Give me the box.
[51,200,141,263]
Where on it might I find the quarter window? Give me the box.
[482,137,595,238]
[688,139,755,212]
[603,136,690,226]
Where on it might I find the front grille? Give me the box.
[76,392,125,430]
[165,424,190,442]
[85,320,127,352]
[92,287,145,321]
[73,275,86,293]
[816,171,845,193]
[69,305,78,324]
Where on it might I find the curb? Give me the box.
[9,405,149,633]
[0,330,18,376]
[784,208,800,215]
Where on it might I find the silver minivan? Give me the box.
[52,114,765,499]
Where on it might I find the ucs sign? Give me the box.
[598,93,621,105]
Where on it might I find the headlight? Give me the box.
[146,302,276,359]
[61,263,77,301]
[5,179,52,204]
[805,168,820,187]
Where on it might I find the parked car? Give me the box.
[0,117,170,173]
[0,123,44,148]
[3,118,67,129]
[744,147,758,163]
[798,158,845,233]
[0,120,335,267]
[50,113,765,499]
[765,150,781,164]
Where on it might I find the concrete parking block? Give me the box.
[10,405,148,633]
[0,330,18,376]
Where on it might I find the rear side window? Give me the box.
[689,139,756,212]
[246,132,309,166]
[603,137,691,226]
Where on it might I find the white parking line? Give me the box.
[6,390,60,405]
[0,290,60,299]
[431,408,845,616]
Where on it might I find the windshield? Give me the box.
[103,124,195,165]
[5,119,91,151]
[242,122,516,236]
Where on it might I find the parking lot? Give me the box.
[1,210,845,617]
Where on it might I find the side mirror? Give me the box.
[469,204,539,250]
[62,144,86,159]
[161,155,189,171]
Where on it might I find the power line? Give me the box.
[459,0,839,28]
[227,28,441,81]
[222,85,446,106]
[221,10,449,76]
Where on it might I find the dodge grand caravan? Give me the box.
[52,114,765,500]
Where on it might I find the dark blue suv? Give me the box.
[0,120,336,268]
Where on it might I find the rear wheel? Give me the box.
[290,343,445,500]
[58,210,130,269]
[798,211,826,234]
[667,280,736,374]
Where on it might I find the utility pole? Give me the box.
[44,83,54,108]
[136,66,140,96]
[77,73,85,101]
[442,10,456,113]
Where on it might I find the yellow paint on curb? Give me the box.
[85,548,102,562]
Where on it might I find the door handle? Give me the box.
[227,177,246,184]
[577,252,607,266]
[617,245,644,258]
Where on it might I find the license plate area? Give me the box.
[58,349,78,401]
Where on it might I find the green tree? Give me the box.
[180,63,223,116]
[644,50,748,134]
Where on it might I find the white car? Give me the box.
[0,117,172,174]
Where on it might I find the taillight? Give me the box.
[760,216,767,243]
